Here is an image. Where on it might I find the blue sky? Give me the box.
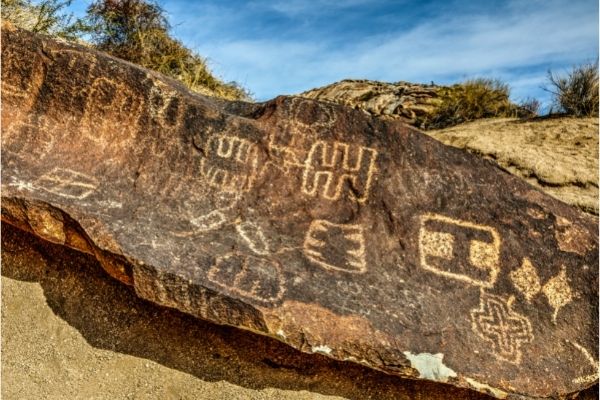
[68,0,598,107]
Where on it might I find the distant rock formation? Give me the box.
[301,79,440,128]
[2,26,598,399]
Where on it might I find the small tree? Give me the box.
[547,62,599,117]
[1,0,85,40]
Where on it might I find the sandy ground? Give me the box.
[1,224,503,400]
[428,116,599,215]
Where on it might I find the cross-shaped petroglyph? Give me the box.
[510,259,573,323]
[418,213,501,288]
[35,168,98,200]
[470,292,533,364]
[207,252,285,304]
[200,134,261,193]
[302,141,378,203]
[304,220,366,273]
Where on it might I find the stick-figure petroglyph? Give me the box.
[207,252,285,304]
[568,341,599,385]
[302,141,378,203]
[510,259,574,323]
[35,168,98,200]
[470,291,533,364]
[200,134,261,193]
[418,213,501,288]
[304,220,366,273]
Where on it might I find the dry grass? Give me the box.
[548,62,599,117]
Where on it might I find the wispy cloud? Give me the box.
[157,0,598,103]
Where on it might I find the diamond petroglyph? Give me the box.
[510,258,542,303]
[510,259,574,323]
[36,168,98,200]
[542,265,573,323]
[418,213,501,288]
[207,252,285,304]
[302,141,378,203]
[200,134,261,193]
[470,292,534,364]
[304,220,366,273]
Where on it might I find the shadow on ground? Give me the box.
[2,224,597,399]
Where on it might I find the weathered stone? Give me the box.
[1,26,598,399]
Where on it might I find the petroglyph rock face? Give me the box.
[2,26,598,399]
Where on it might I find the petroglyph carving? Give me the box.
[568,341,599,385]
[510,258,542,302]
[302,141,378,202]
[36,168,98,199]
[304,220,366,273]
[419,214,501,288]
[470,292,533,364]
[542,265,573,323]
[200,134,260,193]
[555,216,594,256]
[189,210,227,232]
[236,222,269,255]
[207,253,285,304]
[82,77,144,146]
[510,259,574,323]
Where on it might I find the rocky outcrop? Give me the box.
[428,117,599,215]
[301,79,440,128]
[2,26,598,399]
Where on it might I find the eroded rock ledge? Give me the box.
[2,26,598,399]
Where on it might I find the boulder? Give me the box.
[2,26,598,398]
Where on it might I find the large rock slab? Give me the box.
[2,26,598,399]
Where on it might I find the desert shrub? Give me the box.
[425,78,517,129]
[516,97,541,118]
[1,0,84,39]
[547,62,599,117]
[84,0,250,100]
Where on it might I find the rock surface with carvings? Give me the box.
[1,26,598,399]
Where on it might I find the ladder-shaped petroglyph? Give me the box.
[304,220,366,273]
[302,141,378,203]
[418,213,501,288]
[207,252,285,304]
[568,341,599,385]
[200,134,261,193]
[236,221,270,255]
[35,168,98,200]
[510,259,574,323]
[470,292,533,364]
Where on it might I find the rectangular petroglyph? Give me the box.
[200,134,260,193]
[302,141,377,203]
[304,220,366,273]
[419,213,500,288]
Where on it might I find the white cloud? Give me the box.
[165,0,598,102]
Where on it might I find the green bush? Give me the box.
[1,0,84,40]
[85,0,250,100]
[548,62,599,117]
[425,78,517,129]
